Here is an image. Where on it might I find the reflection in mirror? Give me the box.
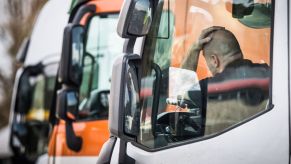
[70,26,84,85]
[128,0,152,36]
[227,0,272,28]
[232,0,254,18]
[237,1,272,28]
[124,64,140,136]
[72,27,84,66]
[66,91,79,120]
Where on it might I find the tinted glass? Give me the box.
[78,14,123,120]
[135,0,272,149]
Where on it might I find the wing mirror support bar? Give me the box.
[151,63,162,136]
[65,121,82,152]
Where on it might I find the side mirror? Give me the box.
[56,88,82,152]
[15,64,43,114]
[59,24,84,87]
[11,64,44,156]
[117,0,152,38]
[56,88,79,121]
[15,72,33,115]
[109,54,140,138]
[57,24,84,152]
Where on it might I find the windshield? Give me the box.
[134,0,273,149]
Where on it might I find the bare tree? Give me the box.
[0,0,47,129]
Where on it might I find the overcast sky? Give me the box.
[0,0,34,78]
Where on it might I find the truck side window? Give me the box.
[78,14,123,120]
[135,0,273,149]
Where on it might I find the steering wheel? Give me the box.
[156,112,202,143]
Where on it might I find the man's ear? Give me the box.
[210,54,220,68]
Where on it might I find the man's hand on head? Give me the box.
[181,26,225,71]
[195,26,225,51]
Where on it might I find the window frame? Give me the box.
[75,12,120,122]
[131,0,276,152]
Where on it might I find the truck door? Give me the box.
[48,0,123,163]
[108,0,290,163]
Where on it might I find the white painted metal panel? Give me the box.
[0,0,70,158]
[49,156,99,164]
[24,0,70,66]
[124,0,289,163]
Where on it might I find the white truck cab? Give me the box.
[0,0,69,163]
[99,0,290,163]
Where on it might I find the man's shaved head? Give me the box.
[203,29,242,59]
[181,26,244,75]
[202,28,243,75]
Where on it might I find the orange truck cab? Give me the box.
[47,0,123,163]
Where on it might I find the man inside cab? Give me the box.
[182,26,269,78]
[180,26,270,134]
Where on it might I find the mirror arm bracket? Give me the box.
[123,38,136,54]
[65,121,83,152]
[151,63,162,136]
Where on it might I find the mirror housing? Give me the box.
[56,88,79,121]
[15,64,43,115]
[57,24,84,152]
[59,24,84,87]
[109,54,140,138]
[56,88,82,152]
[117,0,152,38]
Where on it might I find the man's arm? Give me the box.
[181,46,201,71]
